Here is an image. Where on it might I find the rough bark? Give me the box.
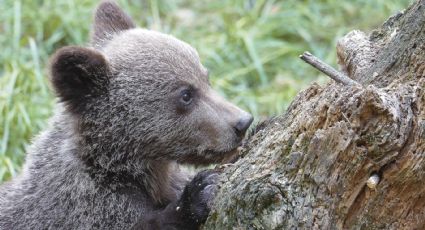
[203,0,425,229]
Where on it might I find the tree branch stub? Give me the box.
[300,51,362,87]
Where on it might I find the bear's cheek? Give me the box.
[190,119,224,147]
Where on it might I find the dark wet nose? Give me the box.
[234,114,254,137]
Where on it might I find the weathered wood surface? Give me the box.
[204,0,425,229]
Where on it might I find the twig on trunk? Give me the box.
[300,51,361,87]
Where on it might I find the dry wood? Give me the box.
[203,0,425,229]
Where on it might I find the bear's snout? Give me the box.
[234,113,253,138]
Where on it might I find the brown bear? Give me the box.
[0,1,253,229]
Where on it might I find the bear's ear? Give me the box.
[49,46,110,113]
[91,1,135,49]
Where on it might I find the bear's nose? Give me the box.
[234,114,254,137]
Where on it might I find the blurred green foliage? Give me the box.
[0,0,411,182]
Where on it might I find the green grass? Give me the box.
[0,0,411,182]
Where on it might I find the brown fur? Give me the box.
[0,1,253,229]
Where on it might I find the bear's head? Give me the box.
[49,1,253,172]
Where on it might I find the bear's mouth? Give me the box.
[204,146,238,157]
[207,146,242,164]
[203,142,244,163]
[178,144,242,166]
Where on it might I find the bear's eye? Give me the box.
[180,89,193,105]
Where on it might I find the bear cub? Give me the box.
[0,1,253,229]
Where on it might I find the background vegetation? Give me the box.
[0,0,411,182]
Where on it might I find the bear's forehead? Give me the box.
[101,28,208,82]
[102,29,199,66]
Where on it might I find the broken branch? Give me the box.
[300,51,361,87]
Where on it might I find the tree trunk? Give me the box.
[203,0,425,229]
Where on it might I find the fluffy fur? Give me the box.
[0,1,253,229]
